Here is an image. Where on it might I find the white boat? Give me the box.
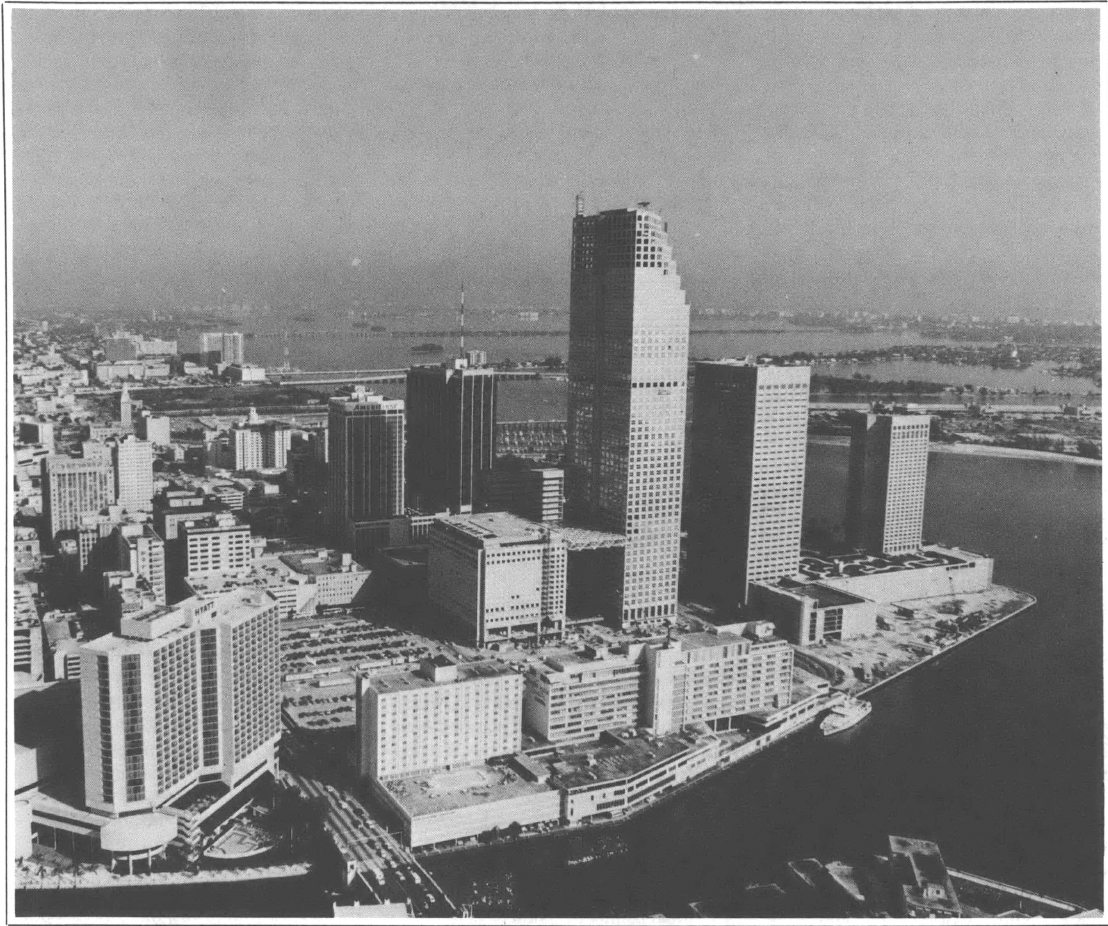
[820,698,873,736]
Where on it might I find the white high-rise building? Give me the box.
[687,361,810,607]
[355,656,522,782]
[79,590,280,816]
[566,201,690,627]
[111,436,154,514]
[846,412,931,555]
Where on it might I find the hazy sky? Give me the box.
[13,10,1099,320]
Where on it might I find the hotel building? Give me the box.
[687,361,810,607]
[355,656,522,782]
[406,358,497,514]
[845,412,931,555]
[79,589,280,817]
[643,624,794,734]
[523,643,645,743]
[428,511,567,647]
[565,201,690,627]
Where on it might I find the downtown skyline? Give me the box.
[13,9,1099,323]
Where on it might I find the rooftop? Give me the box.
[280,549,366,576]
[543,728,707,790]
[798,584,869,608]
[365,659,516,694]
[383,761,554,817]
[439,510,554,542]
[798,545,986,582]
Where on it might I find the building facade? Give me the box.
[42,455,116,540]
[180,514,253,579]
[523,644,644,742]
[480,466,564,524]
[355,657,522,781]
[565,202,690,627]
[326,388,405,543]
[643,624,794,734]
[427,511,567,647]
[114,524,167,605]
[111,436,154,514]
[79,590,280,816]
[845,412,931,555]
[406,358,497,514]
[687,361,810,607]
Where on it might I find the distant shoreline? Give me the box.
[809,436,1102,467]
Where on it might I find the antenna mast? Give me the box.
[459,282,465,356]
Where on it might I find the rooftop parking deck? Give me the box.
[383,762,554,817]
[798,546,977,582]
[543,729,703,790]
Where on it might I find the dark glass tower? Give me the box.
[406,359,497,514]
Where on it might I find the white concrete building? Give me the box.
[643,624,794,734]
[523,643,645,743]
[79,590,280,817]
[42,454,116,540]
[181,513,253,578]
[428,511,567,647]
[111,436,154,514]
[355,656,522,782]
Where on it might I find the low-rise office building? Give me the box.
[428,511,567,647]
[748,581,877,646]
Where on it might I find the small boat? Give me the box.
[820,698,873,736]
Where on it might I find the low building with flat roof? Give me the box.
[374,759,560,849]
[797,544,994,604]
[748,580,877,646]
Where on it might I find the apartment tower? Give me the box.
[406,358,497,514]
[566,200,690,626]
[845,412,931,555]
[326,387,406,544]
[687,361,811,607]
[111,435,154,513]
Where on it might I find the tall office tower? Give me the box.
[406,358,497,514]
[111,436,154,513]
[119,385,133,429]
[79,589,280,817]
[355,656,522,782]
[565,201,690,626]
[42,455,116,540]
[845,412,931,555]
[114,524,167,604]
[326,387,406,543]
[687,361,811,607]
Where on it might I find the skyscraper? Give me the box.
[42,455,116,541]
[119,384,133,429]
[845,412,931,555]
[111,435,154,513]
[79,589,280,816]
[327,387,406,544]
[687,361,811,608]
[406,358,497,514]
[566,201,690,627]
